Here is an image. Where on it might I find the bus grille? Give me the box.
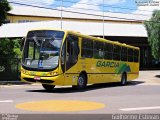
[23,78,54,84]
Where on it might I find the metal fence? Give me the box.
[0,58,21,81]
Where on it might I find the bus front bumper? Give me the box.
[21,73,65,85]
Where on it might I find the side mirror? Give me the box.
[20,37,25,51]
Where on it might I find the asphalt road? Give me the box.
[0,81,160,115]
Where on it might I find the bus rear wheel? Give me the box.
[72,74,87,90]
[42,84,55,91]
[120,73,127,86]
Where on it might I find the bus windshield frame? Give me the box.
[22,30,65,71]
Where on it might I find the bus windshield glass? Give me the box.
[22,30,64,70]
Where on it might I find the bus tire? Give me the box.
[42,84,55,91]
[73,74,87,90]
[120,73,127,86]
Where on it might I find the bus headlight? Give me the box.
[21,69,26,74]
[50,72,58,76]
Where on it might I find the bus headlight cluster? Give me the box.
[50,72,58,76]
[21,69,26,74]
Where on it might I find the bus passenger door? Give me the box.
[66,35,79,71]
[65,35,79,85]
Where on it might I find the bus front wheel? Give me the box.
[42,84,55,91]
[120,73,127,86]
[72,74,87,89]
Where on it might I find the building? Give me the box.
[1,5,159,69]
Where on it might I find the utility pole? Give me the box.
[61,0,63,29]
[103,0,104,39]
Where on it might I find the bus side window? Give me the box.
[121,47,127,61]
[128,48,134,62]
[94,41,104,59]
[104,43,113,60]
[134,50,139,62]
[81,39,93,58]
[113,45,121,61]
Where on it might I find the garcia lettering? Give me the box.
[96,61,119,68]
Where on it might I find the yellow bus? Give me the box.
[21,29,140,91]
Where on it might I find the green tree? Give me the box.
[144,10,160,59]
[0,0,11,26]
[0,38,21,73]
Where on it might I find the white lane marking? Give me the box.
[0,100,13,103]
[120,106,160,111]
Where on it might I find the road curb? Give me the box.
[0,81,31,85]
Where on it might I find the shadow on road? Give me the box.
[155,75,160,78]
[26,81,144,93]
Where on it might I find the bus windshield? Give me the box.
[22,30,64,70]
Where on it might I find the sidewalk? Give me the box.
[134,70,160,85]
[0,81,30,85]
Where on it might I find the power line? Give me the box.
[63,5,150,17]
[8,2,143,21]
[10,0,155,14]
[10,0,151,17]
[9,1,160,24]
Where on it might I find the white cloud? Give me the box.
[62,0,126,12]
[104,0,125,5]
[70,0,100,11]
[9,0,54,6]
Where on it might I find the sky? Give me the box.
[9,0,160,16]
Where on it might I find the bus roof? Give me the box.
[27,29,139,50]
[66,30,140,50]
